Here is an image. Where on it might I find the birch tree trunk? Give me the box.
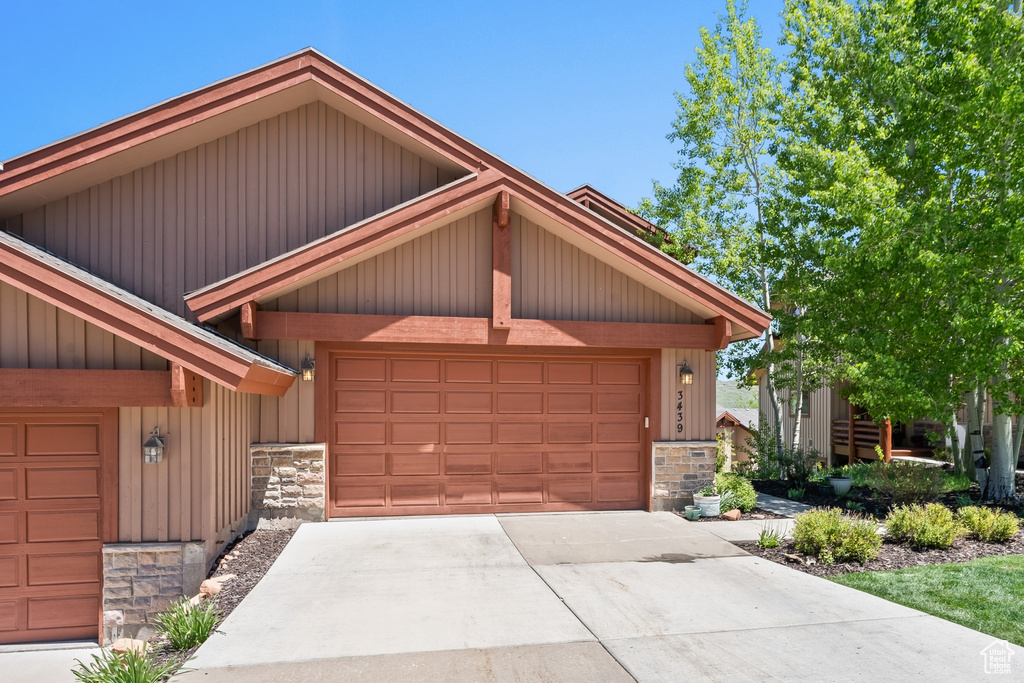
[966,386,984,482]
[988,408,1016,500]
[949,411,965,476]
[790,354,804,452]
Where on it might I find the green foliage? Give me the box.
[715,472,758,512]
[697,484,718,497]
[832,463,875,488]
[942,473,973,493]
[845,500,865,512]
[715,431,728,474]
[957,506,1020,542]
[792,508,882,564]
[955,493,974,509]
[831,555,1024,646]
[72,648,178,683]
[154,597,220,651]
[787,487,805,500]
[738,417,784,478]
[884,504,965,549]
[757,524,785,549]
[780,447,821,487]
[868,462,946,505]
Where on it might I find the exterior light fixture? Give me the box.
[142,427,166,464]
[678,361,694,385]
[301,354,316,382]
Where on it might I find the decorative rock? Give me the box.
[111,638,148,654]
[188,594,205,606]
[721,509,742,521]
[200,573,237,596]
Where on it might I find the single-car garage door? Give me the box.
[0,411,114,645]
[327,352,649,517]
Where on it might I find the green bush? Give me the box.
[787,487,805,500]
[885,504,964,549]
[757,524,784,549]
[154,597,220,651]
[868,461,945,504]
[832,463,876,488]
[792,508,882,564]
[73,648,177,683]
[737,416,783,478]
[718,490,741,513]
[942,473,973,492]
[957,506,1020,542]
[716,473,758,512]
[780,447,822,487]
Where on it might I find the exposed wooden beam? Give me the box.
[253,311,721,349]
[492,190,511,330]
[240,301,260,341]
[708,316,732,350]
[0,369,174,407]
[170,363,204,407]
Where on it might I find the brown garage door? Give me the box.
[0,411,113,645]
[328,352,648,517]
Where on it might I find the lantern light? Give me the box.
[301,354,316,382]
[142,427,166,464]
[678,362,694,385]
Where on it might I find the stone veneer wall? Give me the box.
[250,443,326,521]
[652,440,718,511]
[102,542,205,641]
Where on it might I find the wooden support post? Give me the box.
[707,316,732,350]
[170,363,204,408]
[881,419,893,463]
[492,190,511,330]
[848,403,857,465]
[240,301,260,340]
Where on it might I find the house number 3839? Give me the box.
[676,390,684,434]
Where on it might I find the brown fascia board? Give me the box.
[566,184,665,238]
[1,48,770,339]
[0,232,295,396]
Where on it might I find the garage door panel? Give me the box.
[0,470,16,500]
[25,425,99,456]
[391,453,440,476]
[547,452,593,473]
[445,453,492,475]
[0,426,15,456]
[25,511,99,543]
[445,391,493,413]
[25,468,99,499]
[391,391,440,414]
[329,353,646,517]
[0,600,17,630]
[0,557,17,587]
[27,595,98,629]
[335,390,386,413]
[27,553,100,586]
[335,453,385,476]
[335,358,386,382]
[0,513,20,544]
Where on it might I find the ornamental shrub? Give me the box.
[957,506,1020,542]
[154,597,221,650]
[716,473,758,512]
[72,648,177,683]
[792,508,882,564]
[884,504,964,549]
[868,461,945,505]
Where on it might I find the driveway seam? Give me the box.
[495,515,640,683]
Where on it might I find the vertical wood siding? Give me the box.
[3,103,458,317]
[757,382,833,457]
[659,349,716,442]
[118,381,255,546]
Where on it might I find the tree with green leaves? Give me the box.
[783,0,1024,498]
[639,0,826,456]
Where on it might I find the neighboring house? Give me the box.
[716,405,758,463]
[0,48,770,645]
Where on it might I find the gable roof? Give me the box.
[0,231,296,396]
[716,405,759,429]
[0,48,771,341]
[566,184,666,240]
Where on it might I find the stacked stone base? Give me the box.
[102,542,205,642]
[652,441,717,511]
[251,443,326,521]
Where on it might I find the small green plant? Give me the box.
[715,431,729,473]
[845,500,866,512]
[780,447,822,487]
[792,508,882,564]
[885,504,965,549]
[957,506,1020,542]
[832,462,876,488]
[715,473,758,512]
[696,483,718,497]
[787,487,805,500]
[719,490,741,512]
[942,473,973,493]
[868,461,945,504]
[955,493,974,509]
[757,524,784,549]
[73,648,178,683]
[154,597,221,651]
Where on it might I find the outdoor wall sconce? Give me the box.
[678,361,694,385]
[301,354,316,382]
[142,427,166,464]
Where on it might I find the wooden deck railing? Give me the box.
[831,417,892,464]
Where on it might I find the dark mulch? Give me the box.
[738,531,1024,578]
[148,526,297,678]
[677,507,788,522]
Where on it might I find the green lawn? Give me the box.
[831,555,1024,646]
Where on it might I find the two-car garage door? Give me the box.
[328,352,649,517]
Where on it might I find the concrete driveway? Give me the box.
[175,512,1002,682]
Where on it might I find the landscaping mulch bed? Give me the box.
[738,531,1024,578]
[148,525,297,676]
[678,507,788,522]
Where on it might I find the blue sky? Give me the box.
[1,0,786,210]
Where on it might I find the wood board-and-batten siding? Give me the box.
[1,102,461,318]
[1,283,255,554]
[757,383,834,457]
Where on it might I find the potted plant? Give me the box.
[809,467,833,497]
[692,484,721,517]
[683,505,702,521]
[829,472,853,496]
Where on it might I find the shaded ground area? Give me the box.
[679,507,788,523]
[738,532,1024,578]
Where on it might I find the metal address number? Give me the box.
[676,390,684,434]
